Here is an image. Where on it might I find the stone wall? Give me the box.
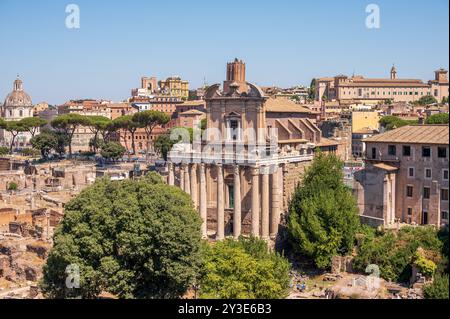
[282,161,311,211]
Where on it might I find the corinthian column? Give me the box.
[233,165,241,239]
[251,167,260,237]
[179,165,185,191]
[199,163,207,238]
[270,165,281,237]
[261,167,270,239]
[216,164,225,240]
[184,164,191,195]
[168,162,175,186]
[190,164,198,208]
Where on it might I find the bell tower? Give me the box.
[223,58,247,93]
[390,65,397,80]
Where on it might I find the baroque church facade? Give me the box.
[0,76,34,148]
[168,59,340,240]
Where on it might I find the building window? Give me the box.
[226,118,240,141]
[442,211,449,220]
[438,147,447,158]
[407,207,413,216]
[388,145,396,156]
[442,189,449,201]
[228,185,234,209]
[423,187,430,199]
[406,185,413,197]
[425,168,432,179]
[408,167,415,178]
[422,146,431,158]
[443,169,449,181]
[402,145,411,156]
[371,147,377,159]
[422,211,429,225]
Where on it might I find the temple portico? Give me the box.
[166,59,336,240]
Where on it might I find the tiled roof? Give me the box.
[373,163,398,171]
[179,109,204,115]
[363,125,449,145]
[265,98,316,113]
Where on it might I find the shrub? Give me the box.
[7,182,19,191]
[353,226,443,282]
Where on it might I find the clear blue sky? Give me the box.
[0,0,448,105]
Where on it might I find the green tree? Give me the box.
[100,141,126,161]
[132,111,170,152]
[199,237,290,299]
[425,113,449,124]
[379,116,418,131]
[30,132,58,159]
[51,114,90,157]
[40,173,202,299]
[423,273,449,299]
[86,116,111,152]
[287,152,360,269]
[53,131,70,157]
[112,115,141,155]
[200,118,207,131]
[5,121,28,153]
[308,79,316,100]
[154,134,175,161]
[442,96,449,104]
[19,117,47,137]
[418,95,438,105]
[353,226,443,282]
[0,146,8,155]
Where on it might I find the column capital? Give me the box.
[260,165,271,175]
[252,166,260,176]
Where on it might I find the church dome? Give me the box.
[4,76,33,107]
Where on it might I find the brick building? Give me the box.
[354,125,449,227]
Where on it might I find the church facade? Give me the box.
[167,59,339,240]
[0,76,34,148]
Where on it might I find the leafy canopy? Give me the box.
[379,116,418,131]
[353,226,443,282]
[41,173,203,299]
[199,237,290,299]
[100,141,126,161]
[287,152,360,269]
[30,132,58,159]
[425,113,449,124]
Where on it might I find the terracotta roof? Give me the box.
[353,128,378,134]
[179,109,204,116]
[317,77,335,82]
[265,98,315,113]
[177,100,206,106]
[373,163,398,171]
[363,125,449,145]
[106,103,131,109]
[317,137,340,147]
[342,82,429,88]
